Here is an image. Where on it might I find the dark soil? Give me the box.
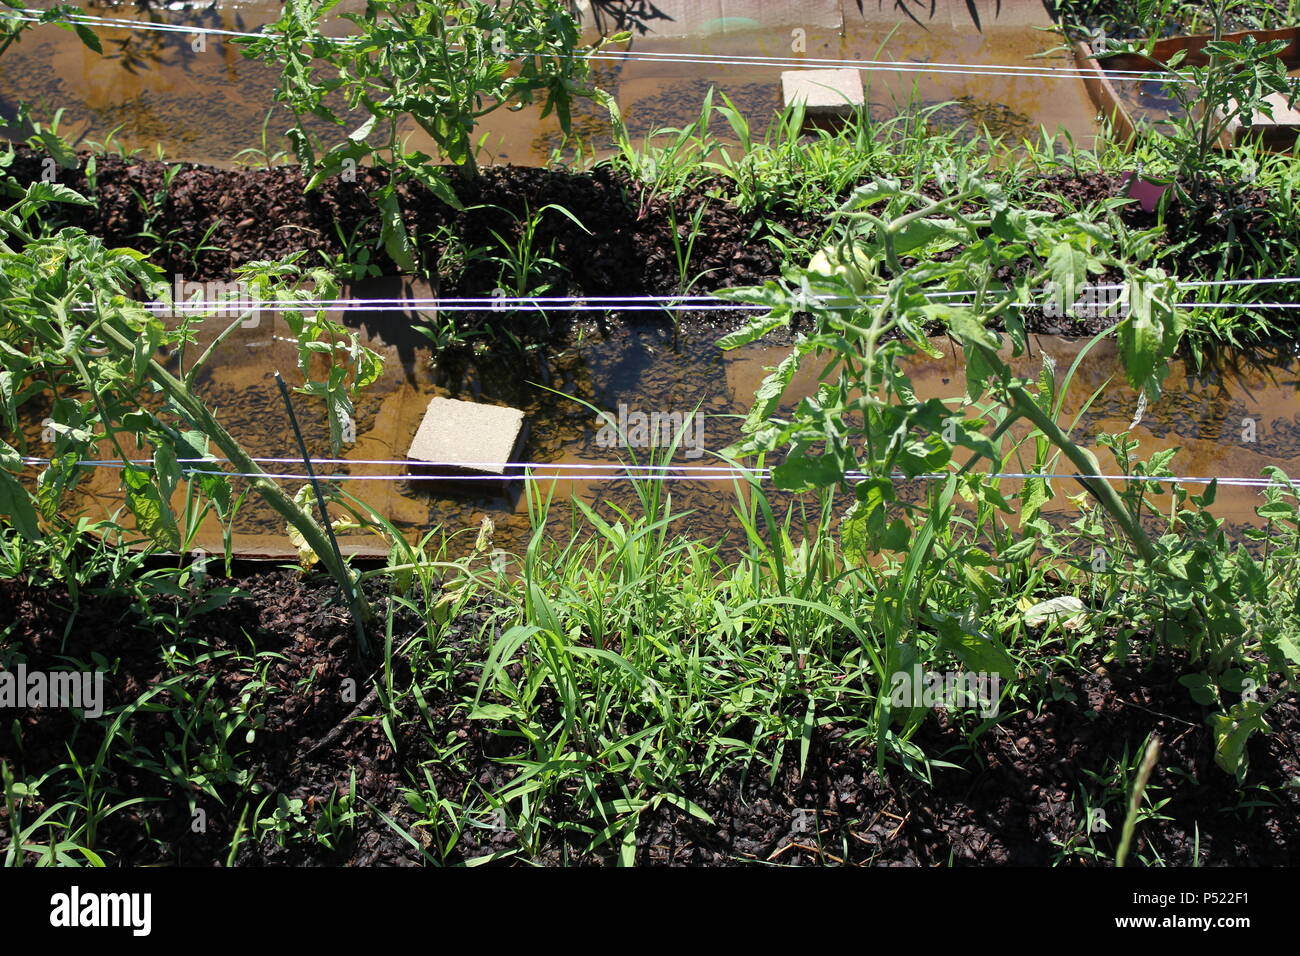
[3,571,1296,866]
[5,147,1289,340]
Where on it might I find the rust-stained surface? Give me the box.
[25,294,1300,560]
[3,0,1099,167]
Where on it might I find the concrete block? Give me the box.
[1217,92,1300,149]
[781,68,864,118]
[406,397,525,475]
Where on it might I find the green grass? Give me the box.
[3,431,1299,864]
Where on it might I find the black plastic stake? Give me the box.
[273,370,368,654]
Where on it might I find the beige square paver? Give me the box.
[406,397,525,475]
[780,68,864,119]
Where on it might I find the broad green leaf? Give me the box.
[1022,595,1086,627]
[0,439,22,473]
[963,341,996,400]
[409,164,465,212]
[74,23,103,54]
[936,617,1016,679]
[0,470,41,540]
[716,313,789,350]
[123,466,180,551]
[374,187,415,274]
[1211,701,1269,781]
[889,217,959,255]
[1117,306,1159,397]
[21,181,92,207]
[935,306,1000,351]
[772,452,842,491]
[154,444,180,501]
[469,704,515,720]
[30,131,79,170]
[999,537,1037,562]
[1020,475,1051,524]
[840,177,900,211]
[1178,673,1218,706]
[744,347,802,431]
[1046,239,1089,303]
[1263,631,1300,668]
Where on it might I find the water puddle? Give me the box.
[2,0,1101,167]
[17,292,1300,561]
[6,4,1295,562]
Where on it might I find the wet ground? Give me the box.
[33,293,1300,560]
[3,5,1297,560]
[2,0,1100,167]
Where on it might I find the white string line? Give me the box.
[2,9,1195,83]
[130,303,771,313]
[574,52,1172,84]
[112,299,1300,314]
[4,9,266,39]
[133,295,765,313]
[1163,303,1300,310]
[548,47,1179,80]
[1176,278,1300,287]
[953,302,1300,309]
[16,457,1293,488]
[20,457,741,469]
[115,279,1300,313]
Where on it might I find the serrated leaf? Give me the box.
[0,439,22,473]
[123,466,179,551]
[889,217,959,255]
[1046,240,1089,303]
[744,348,802,431]
[372,186,414,273]
[1020,474,1051,524]
[772,452,842,491]
[21,181,92,207]
[1263,631,1300,667]
[936,306,1000,351]
[1000,537,1037,562]
[841,177,900,211]
[717,313,789,350]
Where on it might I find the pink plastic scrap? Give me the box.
[1123,171,1170,213]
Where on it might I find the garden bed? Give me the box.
[5,146,1290,335]
[5,570,1298,865]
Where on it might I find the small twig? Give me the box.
[291,686,380,769]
